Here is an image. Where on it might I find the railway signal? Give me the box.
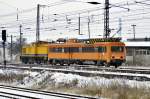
[2,30,7,67]
[2,30,6,41]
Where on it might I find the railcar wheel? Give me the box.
[60,61,64,66]
[114,63,122,68]
[104,62,110,67]
[96,61,103,66]
[115,65,118,68]
[78,61,83,65]
[52,60,56,65]
[95,61,99,66]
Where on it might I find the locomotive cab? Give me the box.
[93,38,126,68]
[109,45,126,67]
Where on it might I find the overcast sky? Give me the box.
[0,0,150,43]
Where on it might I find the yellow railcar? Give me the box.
[21,41,49,64]
[48,38,126,67]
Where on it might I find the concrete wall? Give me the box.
[126,55,150,66]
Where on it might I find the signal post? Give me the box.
[2,30,6,68]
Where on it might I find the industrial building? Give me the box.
[125,38,150,66]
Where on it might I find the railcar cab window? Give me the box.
[98,46,106,52]
[111,46,124,52]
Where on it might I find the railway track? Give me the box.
[4,63,150,74]
[0,64,150,81]
[0,85,97,99]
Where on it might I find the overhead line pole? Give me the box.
[88,16,91,39]
[36,4,40,43]
[104,0,110,38]
[35,4,40,64]
[131,24,136,65]
[11,35,13,62]
[78,14,81,35]
[19,25,22,55]
[131,24,136,40]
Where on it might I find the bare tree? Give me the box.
[8,38,27,55]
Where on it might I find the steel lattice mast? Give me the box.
[104,0,110,38]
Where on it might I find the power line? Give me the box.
[1,0,150,36]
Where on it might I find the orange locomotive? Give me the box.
[48,38,126,67]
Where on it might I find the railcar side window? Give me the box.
[49,48,62,52]
[82,47,95,52]
[98,47,106,52]
[111,46,124,52]
[64,47,70,52]
[56,48,62,52]
[70,47,79,52]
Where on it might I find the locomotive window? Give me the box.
[49,48,62,52]
[82,47,95,52]
[98,47,106,52]
[64,47,70,52]
[111,46,124,52]
[64,47,79,52]
[56,48,62,52]
[70,47,79,52]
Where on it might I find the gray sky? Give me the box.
[0,0,150,43]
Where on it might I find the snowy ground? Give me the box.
[0,68,150,98]
[17,71,150,89]
[0,68,146,89]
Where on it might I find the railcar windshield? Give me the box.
[111,46,124,52]
[98,47,106,52]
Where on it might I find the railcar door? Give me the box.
[69,47,72,65]
[64,47,71,65]
[69,47,75,64]
[97,46,107,65]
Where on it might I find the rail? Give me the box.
[0,85,97,99]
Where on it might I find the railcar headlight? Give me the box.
[112,56,115,59]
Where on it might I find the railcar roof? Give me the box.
[48,41,125,47]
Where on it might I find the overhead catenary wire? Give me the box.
[1,0,150,41]
[2,2,150,29]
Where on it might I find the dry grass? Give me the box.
[0,74,27,83]
[36,82,150,99]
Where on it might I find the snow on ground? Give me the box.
[49,72,150,89]
[14,71,150,89]
[0,68,149,98]
[18,71,51,88]
[0,68,149,90]
[0,69,24,75]
[120,65,150,69]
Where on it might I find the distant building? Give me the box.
[127,37,150,42]
[124,38,150,66]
